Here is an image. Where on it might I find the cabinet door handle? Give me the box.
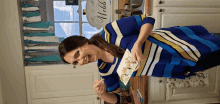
[159,80,164,83]
[159,9,164,12]
[97,97,100,100]
[159,1,163,4]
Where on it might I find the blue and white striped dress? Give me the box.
[97,14,220,103]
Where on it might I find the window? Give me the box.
[53,0,103,41]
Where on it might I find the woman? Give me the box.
[58,14,220,103]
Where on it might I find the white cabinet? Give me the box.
[154,0,220,7]
[153,7,220,33]
[150,0,220,104]
[149,64,220,104]
[25,63,102,104]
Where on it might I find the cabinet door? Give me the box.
[154,0,220,7]
[149,66,220,104]
[25,63,101,104]
[153,7,220,33]
[166,66,220,101]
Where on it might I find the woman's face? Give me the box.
[64,42,98,66]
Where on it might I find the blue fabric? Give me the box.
[142,17,155,27]
[101,30,105,36]
[97,15,220,101]
[157,26,220,61]
[175,27,219,52]
[23,21,53,28]
[116,15,155,36]
[163,64,174,78]
[131,71,137,77]
[147,36,196,66]
[98,14,156,95]
[211,33,220,39]
[106,81,120,92]
[133,15,142,30]
[170,56,181,65]
[171,65,186,79]
[163,56,181,78]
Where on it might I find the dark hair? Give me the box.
[58,32,125,64]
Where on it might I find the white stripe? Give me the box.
[152,31,198,61]
[99,58,119,76]
[99,62,105,68]
[115,35,123,47]
[111,21,123,47]
[141,43,157,75]
[147,46,163,76]
[154,30,201,58]
[104,33,107,41]
[144,14,155,19]
[146,15,154,19]
[145,14,149,16]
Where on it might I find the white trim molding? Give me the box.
[111,0,119,22]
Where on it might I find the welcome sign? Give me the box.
[86,0,111,29]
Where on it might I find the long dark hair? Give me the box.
[58,32,125,64]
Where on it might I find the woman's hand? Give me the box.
[131,42,144,71]
[93,79,106,95]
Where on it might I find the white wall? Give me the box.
[0,0,27,104]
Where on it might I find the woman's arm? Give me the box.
[94,79,121,103]
[135,23,153,46]
[98,92,118,104]
[131,23,153,65]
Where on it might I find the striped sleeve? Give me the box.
[135,25,220,79]
[150,25,220,67]
[103,14,155,44]
[101,75,120,92]
[135,40,198,79]
[97,58,121,93]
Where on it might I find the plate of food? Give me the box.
[117,49,139,86]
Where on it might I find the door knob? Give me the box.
[159,80,164,83]
[97,97,100,100]
[159,9,164,12]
